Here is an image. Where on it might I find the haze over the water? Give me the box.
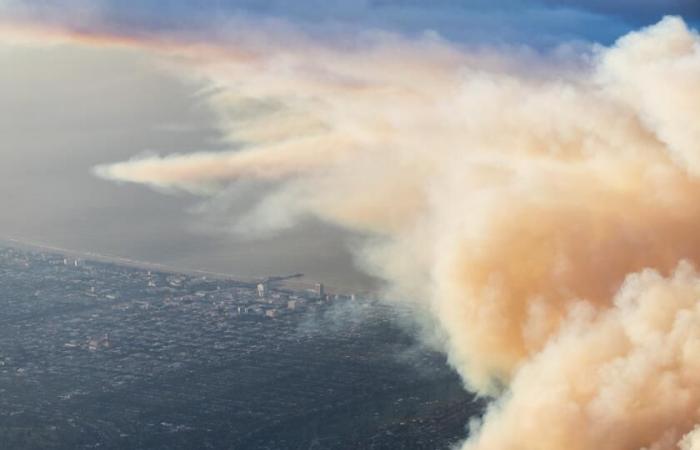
[1,1,697,291]
[3,2,700,448]
[0,10,369,289]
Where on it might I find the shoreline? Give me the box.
[0,235,373,297]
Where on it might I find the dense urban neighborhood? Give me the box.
[0,245,480,449]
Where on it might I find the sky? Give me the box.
[2,1,699,43]
[4,2,700,450]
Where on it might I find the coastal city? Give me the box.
[0,244,480,449]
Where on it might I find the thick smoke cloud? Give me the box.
[90,16,700,449]
[8,13,700,450]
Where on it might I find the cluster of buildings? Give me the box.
[0,245,477,449]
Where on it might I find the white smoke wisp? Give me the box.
[681,427,700,450]
[74,15,700,449]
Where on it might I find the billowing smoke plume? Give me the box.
[10,14,700,449]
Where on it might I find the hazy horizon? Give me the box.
[0,43,375,290]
